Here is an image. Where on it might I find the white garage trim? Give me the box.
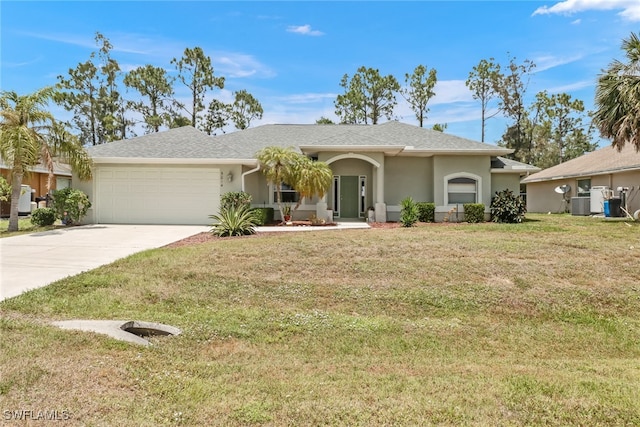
[95,165,220,225]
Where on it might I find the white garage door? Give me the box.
[96,166,220,225]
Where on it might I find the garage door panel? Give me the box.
[96,166,220,225]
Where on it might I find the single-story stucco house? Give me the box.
[75,122,538,225]
[522,143,640,216]
[0,158,72,216]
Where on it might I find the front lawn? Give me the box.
[0,217,60,238]
[1,214,639,425]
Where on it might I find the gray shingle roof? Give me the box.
[0,157,72,176]
[87,122,513,161]
[492,156,541,173]
[86,126,245,159]
[522,144,640,183]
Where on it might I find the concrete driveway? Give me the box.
[0,224,208,302]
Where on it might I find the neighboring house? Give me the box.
[0,158,72,217]
[522,143,640,215]
[75,122,537,225]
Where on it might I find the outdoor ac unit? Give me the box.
[590,186,609,214]
[571,197,590,216]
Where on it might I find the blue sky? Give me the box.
[1,0,639,145]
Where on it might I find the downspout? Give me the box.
[241,164,261,192]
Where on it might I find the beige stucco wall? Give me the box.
[491,173,521,196]
[525,179,573,214]
[433,155,492,206]
[243,166,270,206]
[325,157,374,176]
[526,170,640,214]
[73,171,95,223]
[384,157,433,205]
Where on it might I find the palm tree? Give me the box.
[256,146,333,222]
[0,86,93,232]
[290,156,333,212]
[593,32,640,151]
[255,146,299,221]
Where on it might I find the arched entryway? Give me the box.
[325,153,383,221]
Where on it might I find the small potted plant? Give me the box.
[367,206,375,222]
[282,204,292,222]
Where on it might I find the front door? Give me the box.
[340,176,359,218]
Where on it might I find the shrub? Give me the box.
[400,197,419,227]
[463,203,485,223]
[221,191,252,211]
[0,176,10,202]
[30,207,57,226]
[251,207,274,225]
[52,188,91,225]
[491,189,526,223]
[416,202,435,222]
[210,204,258,237]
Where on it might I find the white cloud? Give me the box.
[18,30,183,56]
[275,93,337,104]
[286,24,325,36]
[531,53,585,72]
[546,80,595,93]
[2,56,44,68]
[533,0,640,22]
[571,18,582,24]
[430,80,474,105]
[213,52,275,79]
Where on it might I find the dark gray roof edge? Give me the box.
[522,164,640,183]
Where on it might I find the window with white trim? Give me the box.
[274,183,300,203]
[447,177,477,204]
[577,178,591,197]
[359,175,367,217]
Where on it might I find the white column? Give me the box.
[374,160,386,222]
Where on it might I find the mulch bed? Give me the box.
[165,221,466,248]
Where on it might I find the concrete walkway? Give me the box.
[0,224,208,301]
[256,221,370,232]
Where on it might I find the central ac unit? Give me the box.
[571,197,590,216]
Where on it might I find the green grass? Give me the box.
[0,217,61,237]
[1,214,639,425]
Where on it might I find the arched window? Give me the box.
[445,174,480,205]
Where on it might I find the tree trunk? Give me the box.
[481,104,486,142]
[8,170,24,232]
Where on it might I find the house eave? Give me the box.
[404,149,513,157]
[91,157,257,166]
[299,145,513,157]
[299,145,405,155]
[491,167,541,174]
[522,165,640,183]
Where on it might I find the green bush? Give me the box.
[400,197,419,227]
[251,207,274,225]
[221,191,252,210]
[30,207,57,226]
[0,176,10,202]
[52,188,91,225]
[491,189,526,223]
[210,204,258,237]
[416,202,435,222]
[463,203,485,223]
